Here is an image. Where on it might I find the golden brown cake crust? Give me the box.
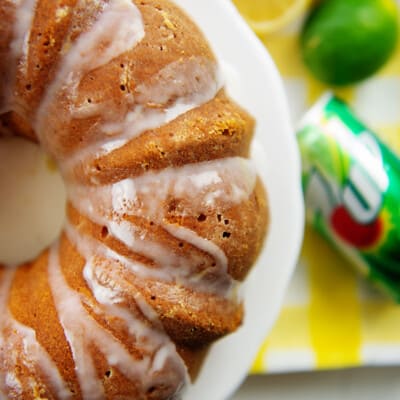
[0,0,269,399]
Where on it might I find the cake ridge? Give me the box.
[0,269,71,399]
[0,0,36,115]
[48,242,188,400]
[60,56,222,176]
[34,0,145,152]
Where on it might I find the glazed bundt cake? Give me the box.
[0,0,268,398]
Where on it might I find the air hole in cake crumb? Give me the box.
[35,64,40,69]
[104,370,112,378]
[147,386,156,394]
[178,242,184,248]
[101,226,109,238]
[87,98,92,103]
[197,214,206,222]
[224,219,229,225]
[211,262,216,267]
[149,221,154,226]
[222,128,230,136]
[120,84,126,91]
[25,84,32,91]
[151,295,156,300]
[222,231,231,238]
[43,39,50,46]
[217,214,222,222]
[168,199,178,212]
[120,63,125,68]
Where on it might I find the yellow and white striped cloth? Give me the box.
[247,1,400,374]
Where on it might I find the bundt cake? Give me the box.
[0,0,268,398]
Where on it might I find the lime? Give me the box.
[301,0,399,86]
[232,0,311,35]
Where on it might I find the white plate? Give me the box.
[0,1,304,399]
[172,1,305,399]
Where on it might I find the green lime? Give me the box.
[301,0,399,86]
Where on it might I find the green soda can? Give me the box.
[297,93,400,301]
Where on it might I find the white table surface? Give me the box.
[232,366,400,399]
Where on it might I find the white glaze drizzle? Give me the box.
[48,242,187,399]
[101,57,221,141]
[10,0,36,75]
[0,269,71,399]
[61,56,222,174]
[34,0,145,144]
[66,157,256,295]
[0,0,36,114]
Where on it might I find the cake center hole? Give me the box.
[0,137,66,265]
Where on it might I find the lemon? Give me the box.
[301,0,399,86]
[232,0,311,35]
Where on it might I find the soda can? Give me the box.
[297,93,400,301]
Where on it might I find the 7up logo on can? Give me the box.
[298,94,400,300]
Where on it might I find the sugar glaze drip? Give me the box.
[47,244,188,400]
[67,157,256,295]
[34,0,145,149]
[0,269,71,399]
[61,56,222,175]
[0,0,36,114]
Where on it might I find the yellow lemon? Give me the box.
[232,0,311,35]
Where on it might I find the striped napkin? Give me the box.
[248,0,400,374]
